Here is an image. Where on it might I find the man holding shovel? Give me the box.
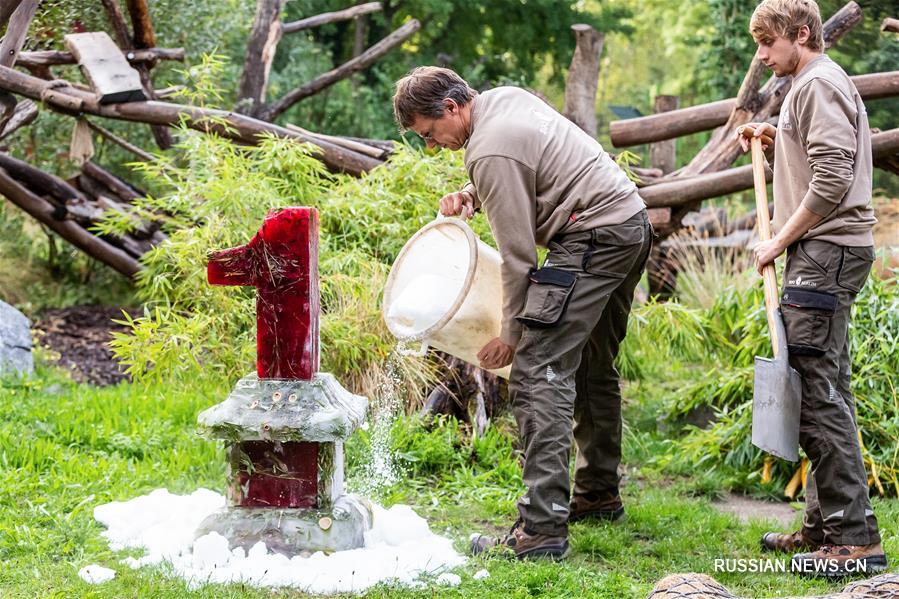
[736,0,886,578]
[393,67,652,559]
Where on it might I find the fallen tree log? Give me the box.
[640,128,899,208]
[0,65,382,175]
[0,152,86,204]
[282,2,382,34]
[82,160,143,202]
[16,47,185,69]
[0,168,142,277]
[260,19,420,121]
[286,123,387,159]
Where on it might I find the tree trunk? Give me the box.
[261,19,420,121]
[282,2,382,34]
[0,152,87,204]
[0,64,383,175]
[99,0,133,48]
[235,0,284,118]
[563,24,604,138]
[0,0,37,68]
[82,160,143,201]
[99,0,171,149]
[650,95,678,174]
[124,0,156,49]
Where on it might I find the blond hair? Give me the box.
[392,66,475,130]
[750,0,824,51]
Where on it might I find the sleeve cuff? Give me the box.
[500,326,521,348]
[800,190,838,217]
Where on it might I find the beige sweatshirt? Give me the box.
[770,54,876,246]
[461,87,644,346]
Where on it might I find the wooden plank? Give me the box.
[63,32,146,104]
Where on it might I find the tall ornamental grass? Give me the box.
[621,267,898,497]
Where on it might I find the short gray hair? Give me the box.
[392,66,475,130]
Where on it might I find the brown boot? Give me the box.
[791,543,888,578]
[469,520,570,560]
[760,529,822,553]
[569,491,625,523]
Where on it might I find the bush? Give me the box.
[622,269,899,497]
[103,132,498,408]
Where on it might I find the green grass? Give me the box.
[0,364,895,598]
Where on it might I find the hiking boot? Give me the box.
[760,529,822,553]
[569,491,625,523]
[469,520,570,560]
[791,543,888,578]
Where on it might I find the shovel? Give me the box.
[745,130,802,462]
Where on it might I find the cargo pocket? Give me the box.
[837,246,875,293]
[780,287,837,357]
[515,267,577,328]
[583,224,645,279]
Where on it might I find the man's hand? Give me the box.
[752,237,786,275]
[736,122,776,153]
[439,190,475,219]
[477,337,514,370]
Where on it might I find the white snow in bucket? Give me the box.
[386,273,463,337]
[78,564,116,584]
[92,489,466,594]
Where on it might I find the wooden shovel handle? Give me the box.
[740,125,775,148]
[750,136,781,357]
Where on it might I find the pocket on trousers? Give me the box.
[780,287,837,357]
[837,246,875,293]
[515,267,577,328]
[583,224,645,279]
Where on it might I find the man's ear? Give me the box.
[443,98,459,114]
[795,24,810,46]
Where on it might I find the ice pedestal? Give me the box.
[196,374,372,554]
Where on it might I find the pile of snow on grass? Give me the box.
[92,488,465,593]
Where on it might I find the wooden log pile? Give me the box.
[0,152,162,277]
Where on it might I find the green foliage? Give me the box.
[102,132,494,405]
[0,203,134,316]
[625,272,899,496]
[694,0,756,98]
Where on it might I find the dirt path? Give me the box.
[712,493,798,529]
[34,305,135,386]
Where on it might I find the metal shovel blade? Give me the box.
[752,354,802,462]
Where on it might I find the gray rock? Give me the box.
[0,300,33,376]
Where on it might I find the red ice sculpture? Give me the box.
[207,207,320,381]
